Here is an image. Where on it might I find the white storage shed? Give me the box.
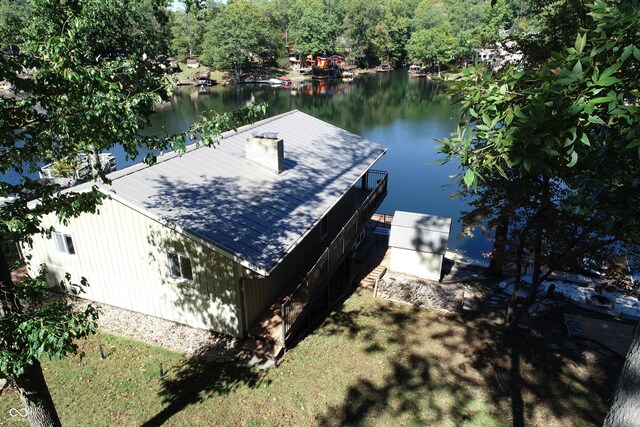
[389,211,452,281]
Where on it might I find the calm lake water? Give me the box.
[142,71,491,259]
[6,71,491,259]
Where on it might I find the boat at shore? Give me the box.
[408,64,428,77]
[376,62,393,72]
[39,153,117,181]
[280,77,293,87]
[310,56,342,80]
[196,70,216,86]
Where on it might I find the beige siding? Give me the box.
[389,247,443,281]
[26,197,244,337]
[243,186,357,327]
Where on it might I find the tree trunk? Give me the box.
[0,246,22,318]
[13,361,62,427]
[521,223,543,311]
[604,323,640,426]
[509,332,525,427]
[488,218,509,277]
[520,177,550,312]
[507,231,527,327]
[1,248,62,427]
[90,146,99,179]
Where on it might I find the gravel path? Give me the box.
[376,271,474,312]
[72,299,244,362]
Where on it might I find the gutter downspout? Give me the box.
[238,268,250,338]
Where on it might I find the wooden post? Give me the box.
[280,304,286,347]
[373,276,379,298]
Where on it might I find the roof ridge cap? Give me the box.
[108,109,302,182]
[219,109,300,139]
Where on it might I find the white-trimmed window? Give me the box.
[167,252,193,281]
[54,232,75,255]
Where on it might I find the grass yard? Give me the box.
[0,287,620,426]
[171,63,228,85]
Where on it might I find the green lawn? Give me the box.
[171,62,228,85]
[0,288,618,426]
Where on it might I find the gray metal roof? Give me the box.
[103,110,387,275]
[389,211,452,255]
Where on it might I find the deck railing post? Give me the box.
[281,303,287,346]
[274,171,387,345]
[325,248,329,278]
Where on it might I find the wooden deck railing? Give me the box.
[280,170,388,344]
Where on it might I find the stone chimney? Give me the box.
[245,131,284,174]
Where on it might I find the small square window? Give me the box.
[54,232,76,255]
[64,235,75,255]
[167,252,193,281]
[167,253,181,278]
[180,257,193,280]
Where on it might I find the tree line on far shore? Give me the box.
[0,0,579,76]
[172,0,526,71]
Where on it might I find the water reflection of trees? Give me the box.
[148,71,457,136]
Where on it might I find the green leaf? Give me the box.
[635,46,640,61]
[567,151,578,167]
[580,133,591,146]
[523,158,532,172]
[588,115,605,125]
[572,59,583,76]
[584,103,595,114]
[514,108,527,119]
[575,33,587,54]
[463,169,475,187]
[505,111,513,126]
[621,45,634,62]
[590,95,616,104]
[600,63,621,79]
[596,76,620,87]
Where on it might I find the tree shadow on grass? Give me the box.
[141,351,269,426]
[311,286,623,426]
[315,352,482,426]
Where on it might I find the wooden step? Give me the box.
[242,336,284,361]
[360,266,387,289]
[248,297,287,346]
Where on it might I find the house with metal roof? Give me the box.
[26,110,388,348]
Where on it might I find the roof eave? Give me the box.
[261,146,388,276]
